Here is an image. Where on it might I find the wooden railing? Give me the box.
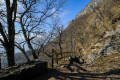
[51,49,78,68]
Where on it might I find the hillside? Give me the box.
[1,0,119,79]
[45,0,120,65]
[36,1,120,79]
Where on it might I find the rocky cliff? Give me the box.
[76,0,103,19]
[46,0,120,64]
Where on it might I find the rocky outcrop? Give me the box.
[68,0,120,64]
[87,27,120,64]
[76,0,103,19]
[0,61,47,80]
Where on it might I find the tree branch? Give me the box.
[0,23,8,43]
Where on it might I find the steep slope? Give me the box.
[45,0,120,65]
[76,0,103,19]
[33,0,120,79]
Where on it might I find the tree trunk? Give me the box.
[15,44,31,62]
[0,0,17,67]
[6,45,15,67]
[5,0,16,67]
[31,48,38,59]
[21,49,31,62]
[59,34,63,57]
[0,55,1,69]
[27,41,38,59]
[20,23,38,59]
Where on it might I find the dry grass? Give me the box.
[90,53,120,73]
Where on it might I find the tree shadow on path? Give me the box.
[32,64,120,80]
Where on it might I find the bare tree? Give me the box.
[52,18,64,56]
[33,31,54,57]
[57,25,64,54]
[15,41,30,62]
[0,0,17,67]
[17,0,66,59]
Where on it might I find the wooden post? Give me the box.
[52,53,54,69]
[56,54,58,64]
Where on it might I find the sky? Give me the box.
[61,0,92,27]
[0,0,92,53]
[16,0,92,53]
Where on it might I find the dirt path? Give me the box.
[32,63,120,80]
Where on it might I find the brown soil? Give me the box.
[32,54,120,80]
[32,63,120,80]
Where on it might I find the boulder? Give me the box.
[0,61,47,80]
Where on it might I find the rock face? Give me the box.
[76,0,103,19]
[46,0,120,64]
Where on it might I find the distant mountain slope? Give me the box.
[1,50,32,69]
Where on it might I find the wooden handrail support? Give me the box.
[51,49,78,68]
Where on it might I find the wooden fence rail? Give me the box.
[51,49,78,68]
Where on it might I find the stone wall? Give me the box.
[0,61,47,80]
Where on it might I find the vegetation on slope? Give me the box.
[45,0,120,65]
